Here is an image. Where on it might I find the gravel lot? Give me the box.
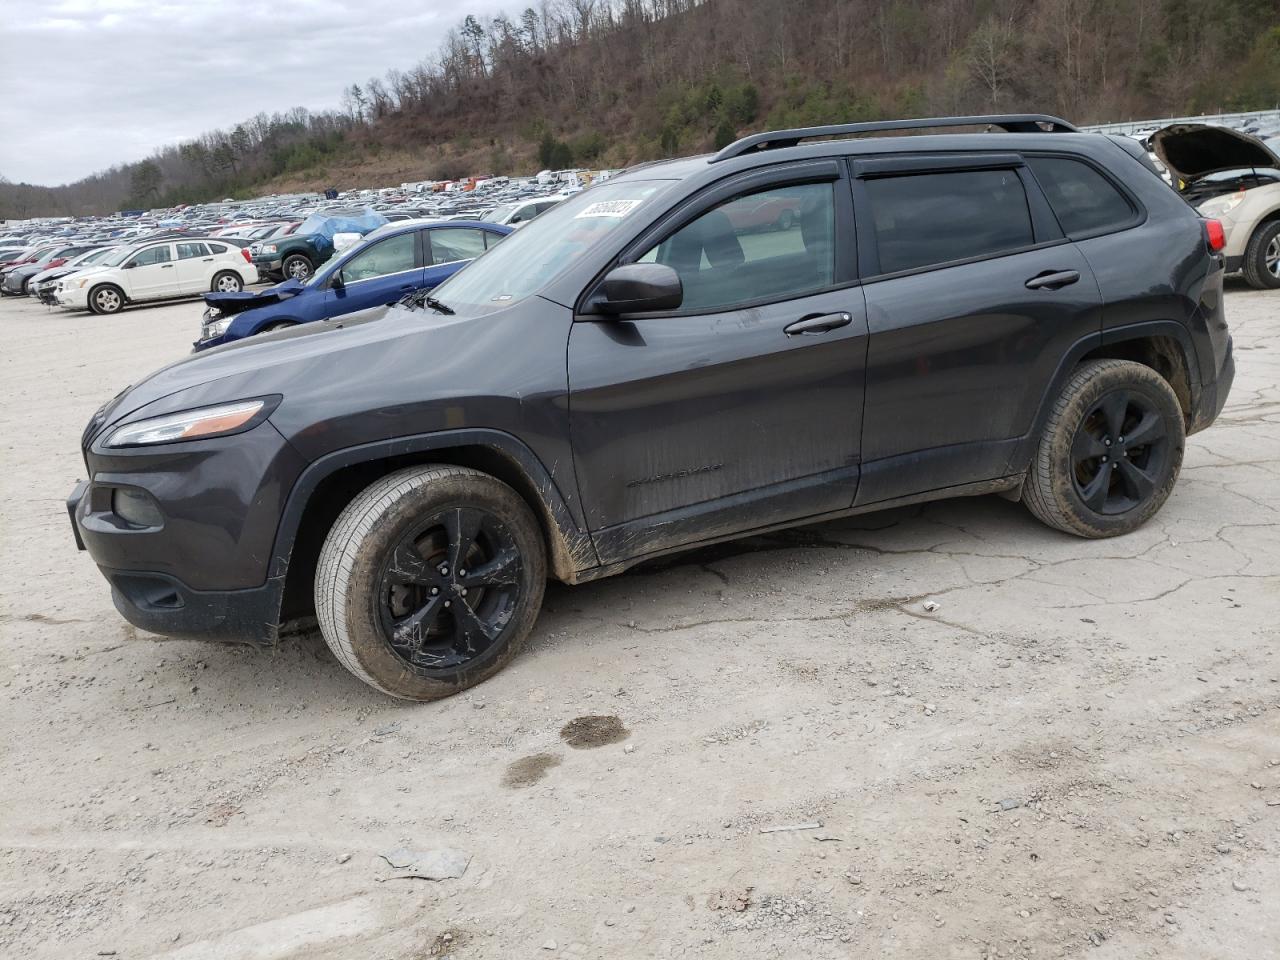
[1,288,1278,960]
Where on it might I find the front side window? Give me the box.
[129,245,172,267]
[340,233,416,283]
[866,169,1033,274]
[1026,156,1136,237]
[429,228,488,265]
[637,182,835,312]
[176,242,209,259]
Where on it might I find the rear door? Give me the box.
[853,155,1103,505]
[121,243,178,300]
[567,162,868,565]
[325,231,423,315]
[174,241,213,293]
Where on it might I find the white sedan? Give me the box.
[56,239,259,315]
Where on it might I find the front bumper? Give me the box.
[67,418,307,644]
[252,257,283,275]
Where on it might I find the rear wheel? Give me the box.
[283,254,313,281]
[88,284,124,315]
[315,465,546,701]
[211,271,242,293]
[1241,220,1280,290]
[1023,359,1184,538]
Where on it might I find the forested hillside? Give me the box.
[4,0,1279,217]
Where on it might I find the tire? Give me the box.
[315,465,546,701]
[282,254,313,281]
[88,284,125,315]
[776,210,795,231]
[1023,359,1184,538]
[211,270,243,293]
[1240,220,1280,290]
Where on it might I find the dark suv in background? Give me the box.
[68,115,1234,701]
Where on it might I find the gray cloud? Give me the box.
[0,0,511,185]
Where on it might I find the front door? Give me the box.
[121,244,177,300]
[567,174,868,565]
[326,231,423,316]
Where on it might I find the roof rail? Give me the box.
[709,114,1078,163]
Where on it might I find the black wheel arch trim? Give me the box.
[267,428,599,596]
[1006,321,1203,477]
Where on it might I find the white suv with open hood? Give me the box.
[1150,123,1280,289]
[56,239,259,314]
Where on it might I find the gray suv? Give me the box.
[68,115,1235,700]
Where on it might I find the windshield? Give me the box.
[80,247,119,265]
[429,180,670,314]
[100,246,138,267]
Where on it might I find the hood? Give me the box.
[96,307,396,433]
[1150,123,1279,183]
[204,277,305,315]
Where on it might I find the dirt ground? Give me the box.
[1,286,1277,960]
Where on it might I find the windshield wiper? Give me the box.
[398,288,455,315]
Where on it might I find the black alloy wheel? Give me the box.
[1070,389,1172,515]
[376,506,524,673]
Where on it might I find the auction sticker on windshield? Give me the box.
[574,199,642,219]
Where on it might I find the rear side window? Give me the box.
[207,243,228,254]
[1027,156,1135,237]
[866,169,1033,274]
[429,228,488,264]
[176,242,209,259]
[638,182,835,311]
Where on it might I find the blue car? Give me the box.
[194,219,511,351]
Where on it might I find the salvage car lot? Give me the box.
[1,290,1278,958]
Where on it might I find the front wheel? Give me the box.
[1241,221,1280,290]
[1022,359,1184,538]
[282,254,313,281]
[315,465,546,701]
[211,270,242,293]
[88,284,125,315]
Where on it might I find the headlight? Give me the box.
[202,317,232,339]
[261,244,277,255]
[104,398,275,447]
[1199,190,1245,218]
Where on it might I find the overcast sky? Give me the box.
[0,0,511,186]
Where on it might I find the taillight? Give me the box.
[1204,218,1226,253]
[241,248,252,263]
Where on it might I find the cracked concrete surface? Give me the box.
[1,287,1277,960]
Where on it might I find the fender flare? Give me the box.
[265,427,599,590]
[1007,320,1202,475]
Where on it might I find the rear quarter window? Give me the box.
[1026,156,1136,238]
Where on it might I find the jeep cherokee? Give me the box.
[68,114,1235,701]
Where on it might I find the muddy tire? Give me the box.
[88,284,125,315]
[1023,359,1184,538]
[282,254,313,281]
[314,465,546,701]
[1240,220,1280,290]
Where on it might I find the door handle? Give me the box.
[202,257,213,262]
[1025,269,1080,290]
[160,264,174,269]
[784,312,852,336]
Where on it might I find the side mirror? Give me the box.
[594,263,682,315]
[121,261,136,269]
[330,271,344,290]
